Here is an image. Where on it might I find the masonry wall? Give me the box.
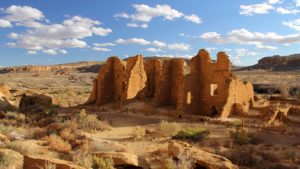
[87,55,146,105]
[144,59,162,98]
[154,59,185,108]
[87,49,254,118]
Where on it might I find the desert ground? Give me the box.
[0,63,299,169]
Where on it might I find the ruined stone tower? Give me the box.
[87,55,147,105]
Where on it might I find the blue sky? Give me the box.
[1,0,300,67]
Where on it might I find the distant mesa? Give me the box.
[87,49,254,118]
[239,54,300,71]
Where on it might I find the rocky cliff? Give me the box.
[241,54,300,71]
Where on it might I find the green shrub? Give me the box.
[230,127,253,145]
[173,127,210,141]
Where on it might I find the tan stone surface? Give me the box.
[23,155,84,169]
[168,141,238,169]
[91,151,139,166]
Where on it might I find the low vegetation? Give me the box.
[173,127,210,141]
[230,127,253,145]
[92,156,115,169]
[132,126,146,140]
[159,120,181,137]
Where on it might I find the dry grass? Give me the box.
[159,120,181,137]
[92,156,115,169]
[42,135,71,153]
[132,126,146,140]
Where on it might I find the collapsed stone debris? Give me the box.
[87,49,254,118]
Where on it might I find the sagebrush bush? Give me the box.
[77,109,110,131]
[230,127,253,145]
[173,127,210,141]
[43,135,71,153]
[92,156,115,169]
[132,126,145,140]
[159,120,181,137]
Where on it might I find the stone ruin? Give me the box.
[87,49,254,118]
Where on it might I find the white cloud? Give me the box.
[0,6,112,54]
[115,38,190,51]
[43,49,57,55]
[126,23,148,28]
[0,19,12,28]
[115,38,151,45]
[255,44,278,50]
[167,43,190,51]
[113,13,130,19]
[146,48,161,52]
[283,19,300,31]
[93,43,115,47]
[28,50,37,55]
[59,49,67,54]
[276,7,300,14]
[201,28,300,46]
[92,27,112,36]
[114,4,201,28]
[205,47,216,52]
[295,0,300,6]
[268,0,282,4]
[4,5,44,22]
[184,14,202,24]
[92,47,111,52]
[130,4,183,22]
[240,3,274,15]
[152,40,166,47]
[155,54,193,58]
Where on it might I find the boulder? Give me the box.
[0,84,16,111]
[19,93,55,113]
[23,155,84,169]
[168,141,238,169]
[91,151,139,167]
[0,149,24,169]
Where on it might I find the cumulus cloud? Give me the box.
[0,5,112,55]
[276,7,300,14]
[114,4,202,28]
[146,48,161,52]
[200,28,300,48]
[184,14,202,24]
[115,38,151,45]
[0,19,12,27]
[240,3,274,15]
[283,19,300,31]
[268,0,282,4]
[126,23,148,28]
[115,38,190,51]
[167,43,190,51]
[255,44,278,50]
[152,40,166,47]
[296,0,300,6]
[92,47,111,52]
[93,43,115,47]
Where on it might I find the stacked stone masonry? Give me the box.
[87,49,254,118]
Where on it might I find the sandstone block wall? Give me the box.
[153,59,184,108]
[87,55,147,105]
[87,49,254,118]
[144,59,162,98]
